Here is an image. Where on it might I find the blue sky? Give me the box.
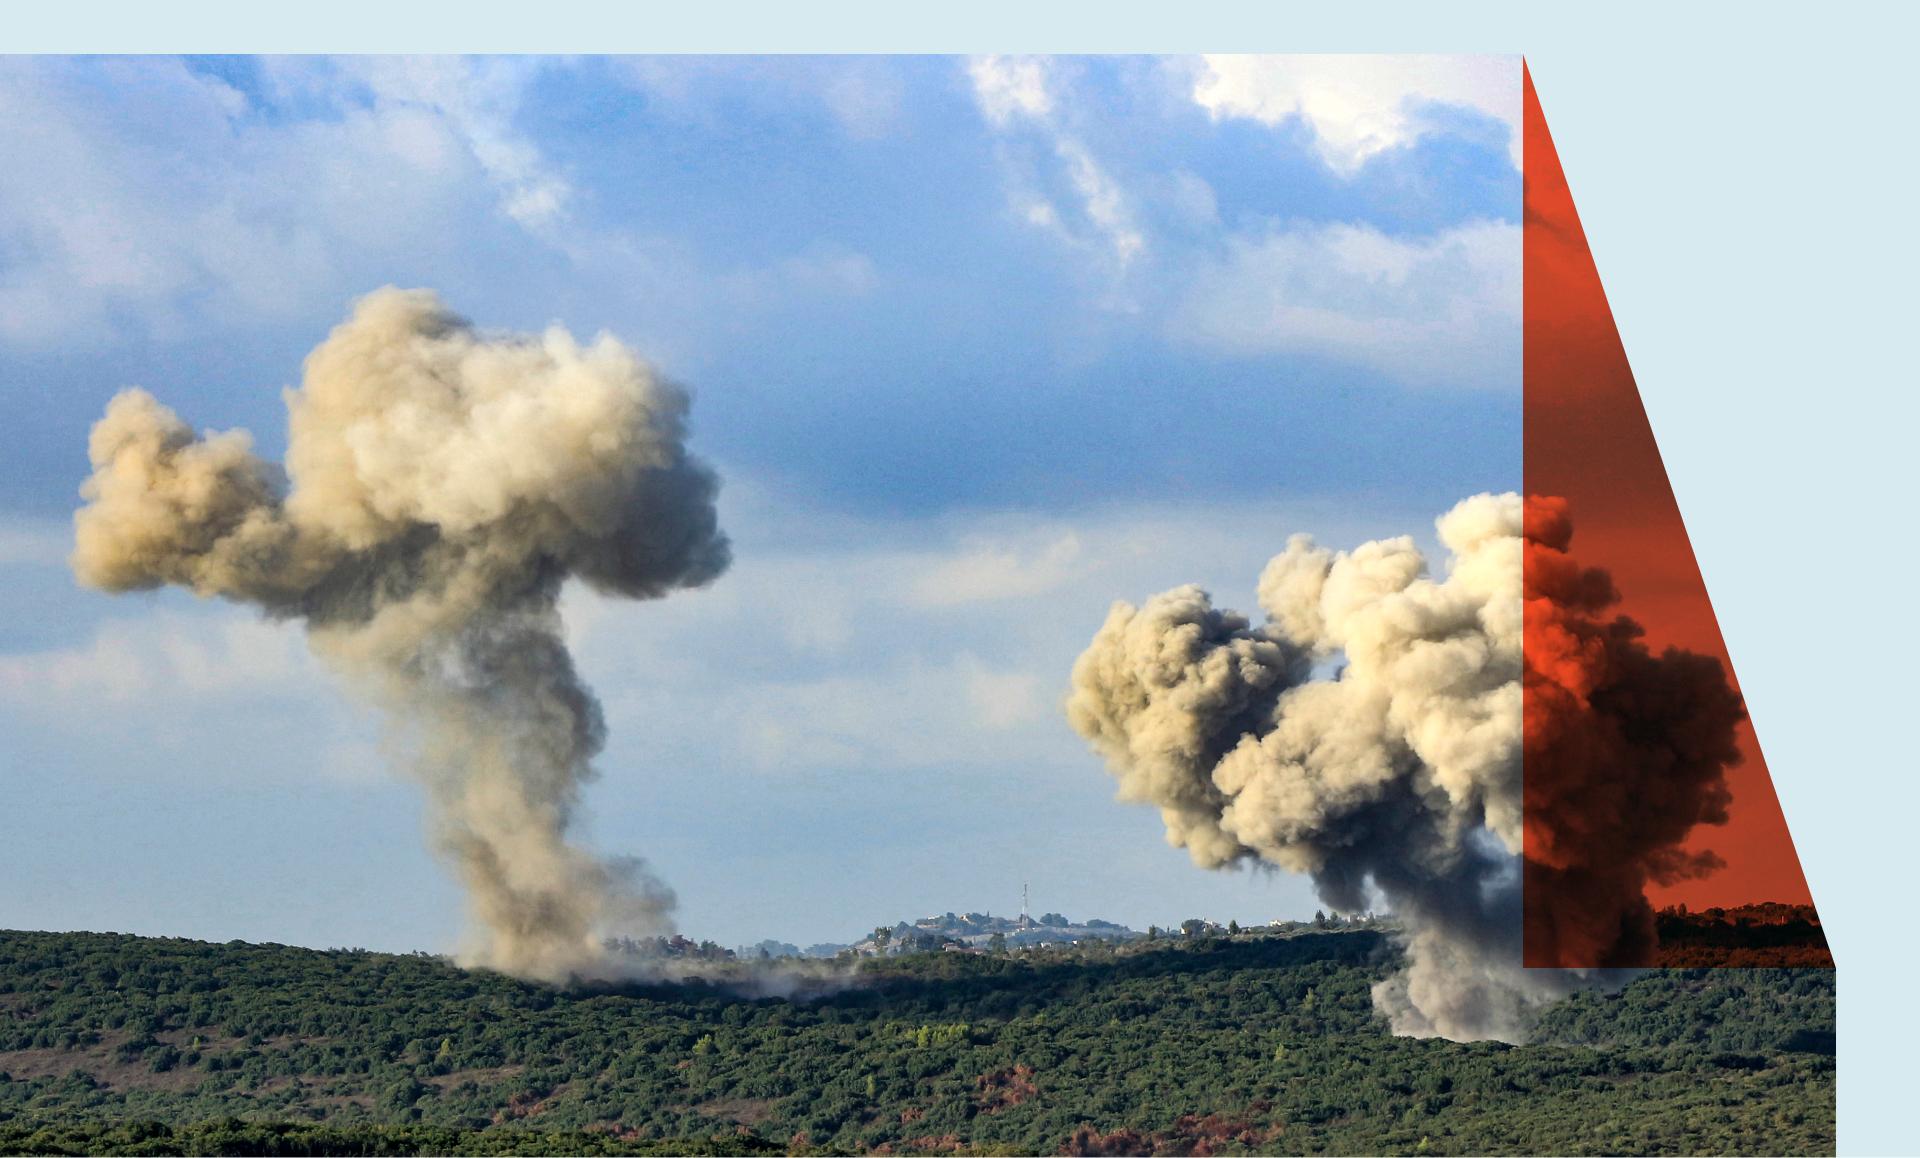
[0,54,1521,953]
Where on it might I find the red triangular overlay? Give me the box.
[1521,64,1827,968]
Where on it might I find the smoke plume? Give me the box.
[1521,495,1743,967]
[73,287,729,982]
[1067,493,1744,1041]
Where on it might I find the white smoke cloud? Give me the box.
[72,287,729,982]
[1067,493,1611,1042]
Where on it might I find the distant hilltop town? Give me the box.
[737,908,1387,961]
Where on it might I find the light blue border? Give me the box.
[7,3,1912,1152]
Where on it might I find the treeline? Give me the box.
[1655,904,1834,968]
[0,929,1834,1155]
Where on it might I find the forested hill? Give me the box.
[0,928,1834,1156]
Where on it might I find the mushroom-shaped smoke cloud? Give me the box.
[1066,493,1743,1042]
[73,288,730,982]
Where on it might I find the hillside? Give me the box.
[0,929,1834,1156]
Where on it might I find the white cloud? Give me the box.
[0,57,497,347]
[1191,54,1522,172]
[1172,219,1520,389]
[963,55,1517,383]
[0,610,313,708]
[962,657,1047,732]
[0,57,887,358]
[0,603,388,788]
[968,55,1053,126]
[966,56,1143,269]
[1055,139,1145,266]
[907,532,1086,607]
[817,65,907,140]
[279,56,573,232]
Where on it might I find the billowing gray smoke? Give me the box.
[1067,493,1613,1043]
[73,288,729,982]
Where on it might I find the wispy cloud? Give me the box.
[264,56,572,232]
[906,532,1087,608]
[0,611,313,707]
[1171,219,1520,389]
[967,56,1145,270]
[958,54,1519,388]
